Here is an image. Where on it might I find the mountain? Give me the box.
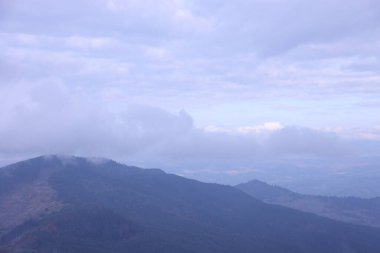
[236,180,380,228]
[1,156,380,252]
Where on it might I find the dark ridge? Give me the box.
[236,179,380,228]
[2,156,380,252]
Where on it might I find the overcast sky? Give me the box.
[1,0,380,182]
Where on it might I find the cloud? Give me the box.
[0,81,192,157]
[2,0,380,103]
[238,122,284,134]
[267,126,350,157]
[1,0,380,181]
[0,81,362,166]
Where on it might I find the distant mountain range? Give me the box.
[1,155,380,253]
[236,180,380,228]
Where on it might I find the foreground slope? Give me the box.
[1,156,380,253]
[236,180,380,228]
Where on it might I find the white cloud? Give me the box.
[238,122,284,134]
[204,122,283,135]
[224,168,258,176]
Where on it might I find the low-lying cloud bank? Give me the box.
[1,82,379,174]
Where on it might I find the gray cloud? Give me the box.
[0,81,362,168]
[2,0,380,100]
[267,126,350,157]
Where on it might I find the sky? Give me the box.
[1,0,380,185]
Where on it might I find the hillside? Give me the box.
[236,180,380,228]
[1,156,380,253]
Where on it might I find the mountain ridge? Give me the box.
[236,179,380,228]
[1,155,380,253]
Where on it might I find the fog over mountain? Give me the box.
[1,83,380,192]
[1,1,380,199]
[2,1,380,252]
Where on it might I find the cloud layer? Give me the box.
[0,81,371,169]
[2,0,380,102]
